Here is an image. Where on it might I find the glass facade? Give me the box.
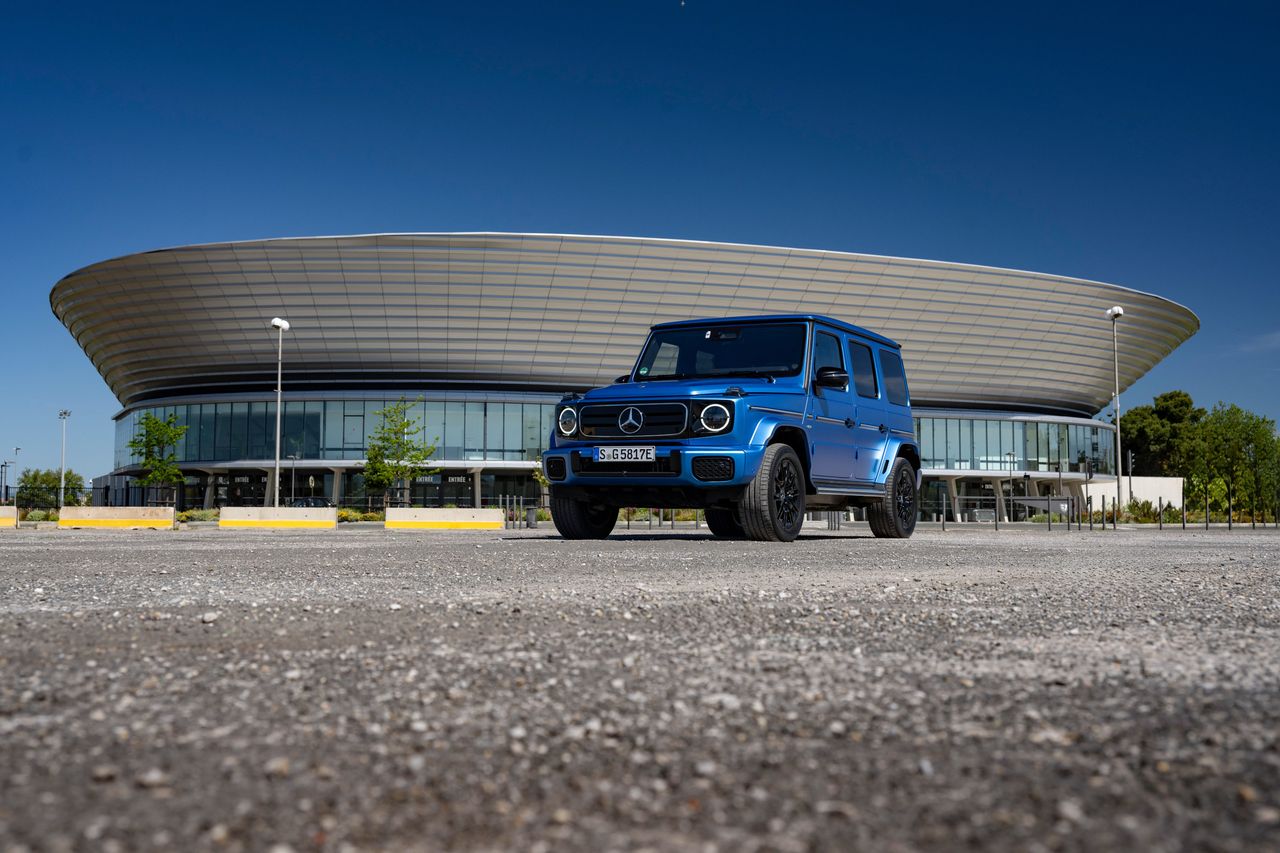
[115,397,556,469]
[114,400,1115,480]
[914,416,1114,475]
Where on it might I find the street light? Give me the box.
[270,317,290,508]
[1106,305,1125,509]
[59,410,71,507]
[288,452,300,503]
[10,447,19,527]
[1005,450,1016,523]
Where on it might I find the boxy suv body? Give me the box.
[542,314,920,542]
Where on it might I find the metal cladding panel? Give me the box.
[50,233,1199,416]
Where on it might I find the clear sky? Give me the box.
[2,1,1277,478]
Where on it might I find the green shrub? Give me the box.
[176,508,220,523]
[536,508,551,521]
[25,510,50,522]
[360,511,385,522]
[337,508,362,523]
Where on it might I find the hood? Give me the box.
[575,377,805,402]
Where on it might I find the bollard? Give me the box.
[1102,494,1106,530]
[1158,497,1163,531]
[1228,489,1233,531]
[1182,502,1186,530]
[1205,493,1210,530]
[1088,496,1093,531]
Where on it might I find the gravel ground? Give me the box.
[1,525,1278,852]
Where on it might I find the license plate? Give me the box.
[596,446,656,463]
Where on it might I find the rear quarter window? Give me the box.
[879,350,910,406]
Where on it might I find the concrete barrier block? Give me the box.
[385,508,504,530]
[219,507,338,529]
[0,506,17,528]
[58,507,175,530]
[220,504,340,525]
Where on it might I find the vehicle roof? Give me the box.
[649,314,901,349]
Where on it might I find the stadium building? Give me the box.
[51,233,1198,520]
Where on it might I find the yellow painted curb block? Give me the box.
[385,520,504,530]
[218,519,337,529]
[58,519,173,529]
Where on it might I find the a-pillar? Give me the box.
[989,477,1008,522]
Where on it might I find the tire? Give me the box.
[704,506,745,539]
[550,490,618,539]
[738,444,806,542]
[868,456,918,539]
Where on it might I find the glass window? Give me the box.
[486,403,504,460]
[444,402,464,459]
[230,402,248,460]
[215,403,232,459]
[424,401,444,457]
[879,350,909,406]
[849,342,878,398]
[504,404,522,461]
[464,402,484,460]
[974,420,988,470]
[813,332,844,373]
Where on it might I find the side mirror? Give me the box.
[814,366,848,389]
[614,375,631,384]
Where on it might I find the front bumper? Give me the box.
[543,445,764,490]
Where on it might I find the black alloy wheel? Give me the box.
[738,443,806,542]
[868,456,918,539]
[704,505,745,538]
[550,489,618,539]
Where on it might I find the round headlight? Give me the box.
[557,407,579,436]
[699,403,731,433]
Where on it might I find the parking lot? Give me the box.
[2,526,1278,851]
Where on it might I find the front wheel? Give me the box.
[868,457,918,539]
[738,444,806,542]
[550,490,618,539]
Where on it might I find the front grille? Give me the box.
[545,456,567,481]
[580,403,688,438]
[691,456,735,482]
[572,450,682,477]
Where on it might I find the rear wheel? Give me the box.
[868,457,917,539]
[704,506,745,539]
[550,490,618,539]
[738,444,806,542]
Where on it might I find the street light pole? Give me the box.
[58,410,71,507]
[1107,306,1125,510]
[270,318,291,508]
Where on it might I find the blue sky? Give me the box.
[2,1,1277,477]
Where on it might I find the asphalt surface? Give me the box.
[1,524,1278,852]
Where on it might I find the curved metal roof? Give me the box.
[50,233,1198,416]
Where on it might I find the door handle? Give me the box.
[879,423,888,433]
[844,418,855,429]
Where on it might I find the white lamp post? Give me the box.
[1106,306,1125,509]
[58,410,71,507]
[270,317,291,507]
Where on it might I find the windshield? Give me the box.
[634,322,808,381]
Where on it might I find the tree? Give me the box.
[1120,390,1205,477]
[127,412,189,505]
[362,398,438,507]
[16,468,86,508]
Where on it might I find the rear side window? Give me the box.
[848,342,878,399]
[880,350,910,406]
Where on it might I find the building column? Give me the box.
[263,468,275,507]
[945,477,960,522]
[330,468,344,506]
[469,467,483,509]
[203,476,217,510]
[990,477,1008,522]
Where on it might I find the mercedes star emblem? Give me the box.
[618,406,644,434]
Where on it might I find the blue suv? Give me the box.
[542,315,920,542]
